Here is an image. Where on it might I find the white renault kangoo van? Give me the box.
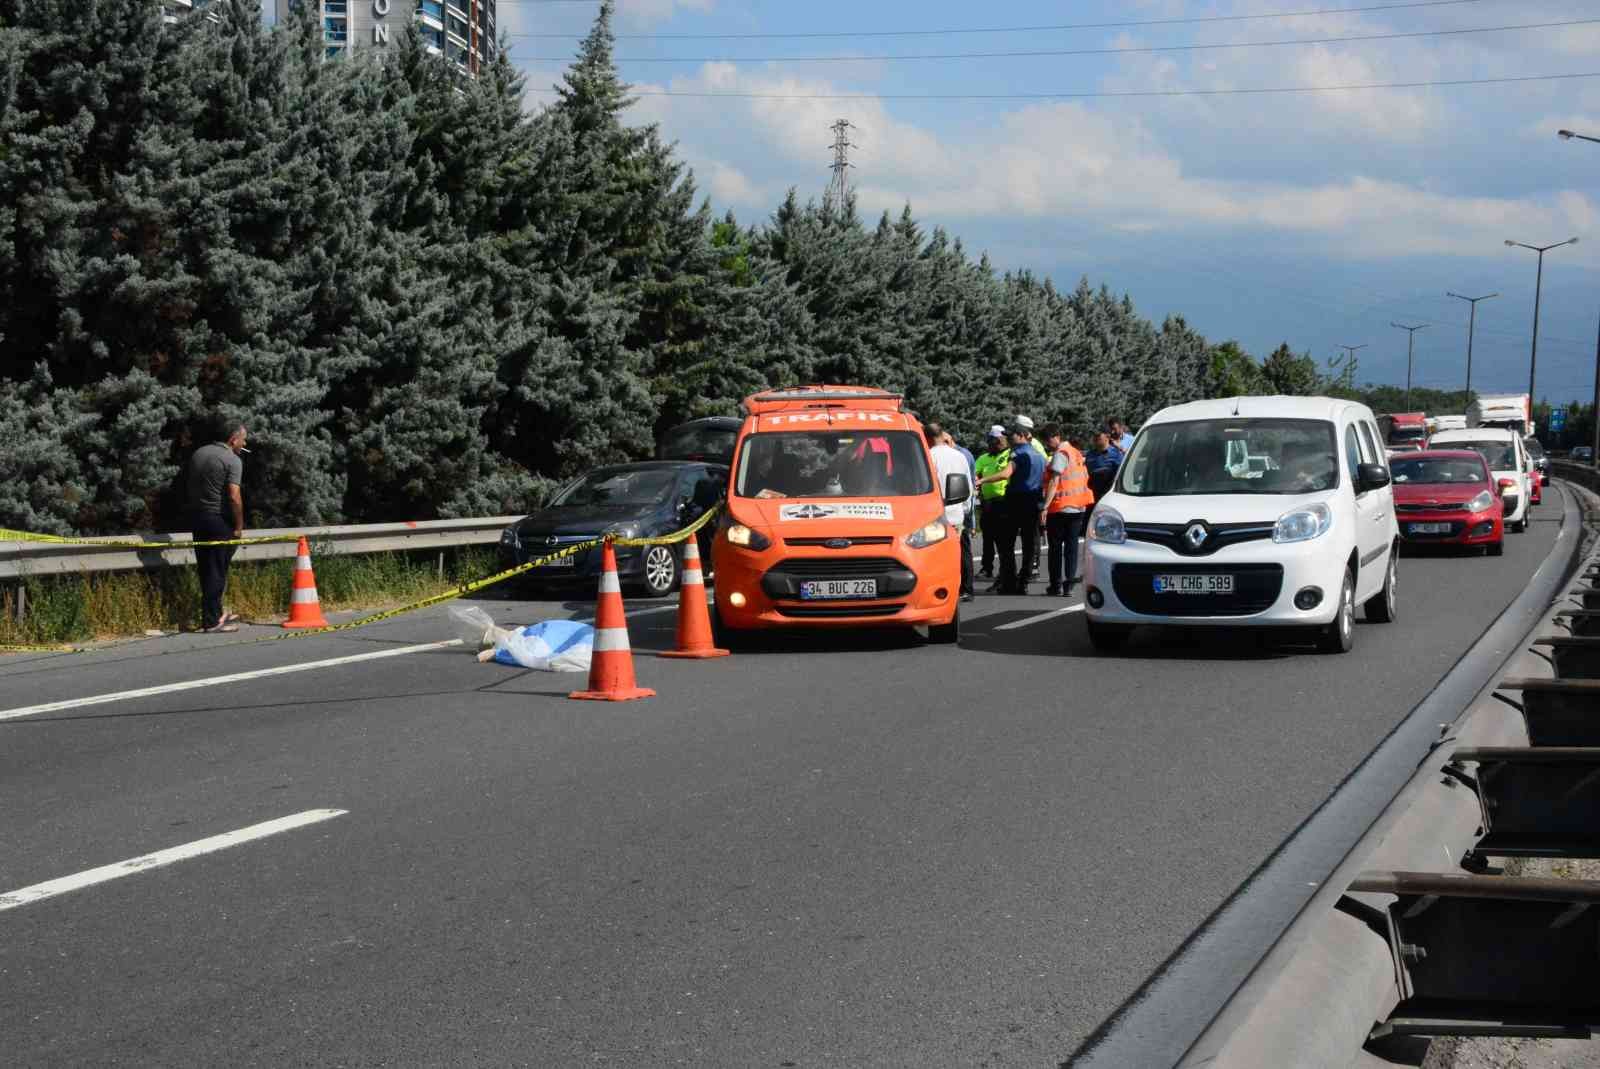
[1426,428,1532,533]
[1084,397,1400,654]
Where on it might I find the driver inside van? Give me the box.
[754,451,801,499]
[1277,441,1335,492]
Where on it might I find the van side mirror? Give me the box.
[944,472,972,506]
[1356,463,1391,492]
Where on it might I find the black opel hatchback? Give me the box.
[498,461,727,597]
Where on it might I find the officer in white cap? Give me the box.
[1013,415,1047,582]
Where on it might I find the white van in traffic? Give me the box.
[1427,427,1533,532]
[1084,396,1400,654]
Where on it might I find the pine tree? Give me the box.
[1260,343,1322,396]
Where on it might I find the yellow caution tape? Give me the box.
[0,527,302,550]
[614,505,721,546]
[0,507,722,655]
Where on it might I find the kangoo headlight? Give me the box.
[1089,506,1126,545]
[1273,502,1334,544]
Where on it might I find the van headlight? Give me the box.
[501,527,519,547]
[726,523,771,551]
[1273,502,1333,544]
[1466,490,1495,513]
[905,518,949,549]
[1089,506,1126,545]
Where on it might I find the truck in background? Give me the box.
[1377,411,1429,452]
[1468,394,1534,436]
[1431,414,1467,433]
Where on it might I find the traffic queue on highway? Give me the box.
[497,384,1553,657]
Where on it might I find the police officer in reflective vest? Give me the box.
[1041,424,1095,596]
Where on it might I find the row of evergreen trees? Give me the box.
[1,0,1352,535]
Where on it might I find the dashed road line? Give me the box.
[0,809,348,912]
[0,641,462,721]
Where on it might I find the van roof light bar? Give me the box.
[751,388,902,403]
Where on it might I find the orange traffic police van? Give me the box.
[711,386,969,643]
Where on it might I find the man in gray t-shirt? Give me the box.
[187,421,248,631]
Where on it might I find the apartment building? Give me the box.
[275,0,497,74]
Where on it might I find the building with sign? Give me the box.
[163,0,220,22]
[275,0,497,75]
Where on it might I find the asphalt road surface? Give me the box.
[0,488,1570,1067]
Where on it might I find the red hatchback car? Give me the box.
[1390,449,1505,555]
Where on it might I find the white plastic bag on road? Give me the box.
[488,619,594,672]
[449,605,513,649]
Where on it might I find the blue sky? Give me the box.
[500,1,1599,406]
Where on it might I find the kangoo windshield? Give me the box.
[1117,418,1340,496]
[1445,440,1517,470]
[737,431,933,499]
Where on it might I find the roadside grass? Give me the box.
[0,546,500,646]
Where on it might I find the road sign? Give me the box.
[1551,408,1567,431]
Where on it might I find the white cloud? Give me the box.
[627,64,1600,265]
[703,159,759,206]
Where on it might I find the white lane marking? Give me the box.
[995,604,1086,631]
[0,809,347,912]
[0,641,461,721]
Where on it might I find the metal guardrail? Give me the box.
[0,517,521,579]
[1552,459,1600,496]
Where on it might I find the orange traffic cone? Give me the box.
[281,536,330,629]
[570,540,655,701]
[659,538,728,659]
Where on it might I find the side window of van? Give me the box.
[1344,425,1364,488]
[1356,422,1383,466]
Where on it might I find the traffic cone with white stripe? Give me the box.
[659,537,728,659]
[281,536,330,629]
[570,539,655,701]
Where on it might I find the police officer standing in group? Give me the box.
[188,418,248,633]
[976,422,1044,594]
[1040,424,1095,596]
[974,426,1010,580]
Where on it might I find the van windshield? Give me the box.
[1439,439,1516,470]
[736,431,933,499]
[1117,418,1339,496]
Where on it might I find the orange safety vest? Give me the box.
[1047,443,1095,513]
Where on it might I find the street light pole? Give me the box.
[1391,323,1427,410]
[1447,292,1497,408]
[1335,343,1367,391]
[1557,129,1599,468]
[1505,236,1579,408]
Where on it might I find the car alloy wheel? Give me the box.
[642,544,678,597]
[1319,569,1355,654]
[1365,549,1397,624]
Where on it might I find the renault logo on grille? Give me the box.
[1184,523,1209,550]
